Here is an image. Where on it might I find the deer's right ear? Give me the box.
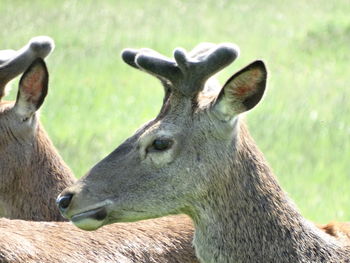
[212,60,267,121]
[14,58,48,117]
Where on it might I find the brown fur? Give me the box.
[317,222,350,245]
[0,100,75,221]
[0,215,197,263]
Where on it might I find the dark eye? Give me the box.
[20,113,34,122]
[150,139,173,152]
[21,116,30,122]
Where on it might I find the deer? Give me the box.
[58,43,350,263]
[0,36,75,221]
[0,36,74,221]
[0,43,198,262]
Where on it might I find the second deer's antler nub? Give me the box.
[0,36,55,99]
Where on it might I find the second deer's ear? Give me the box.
[212,60,267,121]
[14,58,48,117]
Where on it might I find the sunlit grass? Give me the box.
[1,0,349,223]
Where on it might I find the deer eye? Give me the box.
[21,116,30,122]
[20,113,34,122]
[150,139,173,152]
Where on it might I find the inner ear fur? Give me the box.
[215,60,267,116]
[15,58,48,114]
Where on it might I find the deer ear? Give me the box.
[213,60,267,120]
[14,58,48,117]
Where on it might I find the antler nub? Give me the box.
[0,36,55,99]
[27,36,55,59]
[121,49,139,69]
[173,48,189,72]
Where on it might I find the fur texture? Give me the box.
[0,215,196,263]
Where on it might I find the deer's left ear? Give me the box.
[212,60,267,121]
[14,58,48,118]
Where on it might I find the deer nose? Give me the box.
[56,193,73,213]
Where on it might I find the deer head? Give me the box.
[58,43,267,231]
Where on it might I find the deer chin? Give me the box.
[70,207,108,231]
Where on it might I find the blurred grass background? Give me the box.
[1,0,349,223]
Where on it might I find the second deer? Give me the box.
[59,43,350,263]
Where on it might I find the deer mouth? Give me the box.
[71,207,108,231]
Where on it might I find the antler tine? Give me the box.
[196,43,240,77]
[172,43,240,96]
[25,36,55,59]
[122,48,171,70]
[121,48,141,69]
[0,36,55,98]
[135,51,181,84]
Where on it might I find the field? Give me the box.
[1,0,349,223]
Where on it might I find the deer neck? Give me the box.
[191,122,346,263]
[6,123,75,221]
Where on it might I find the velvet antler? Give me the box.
[133,43,240,96]
[0,36,55,99]
[121,43,239,99]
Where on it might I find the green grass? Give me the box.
[1,0,349,223]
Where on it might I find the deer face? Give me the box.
[58,43,267,231]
